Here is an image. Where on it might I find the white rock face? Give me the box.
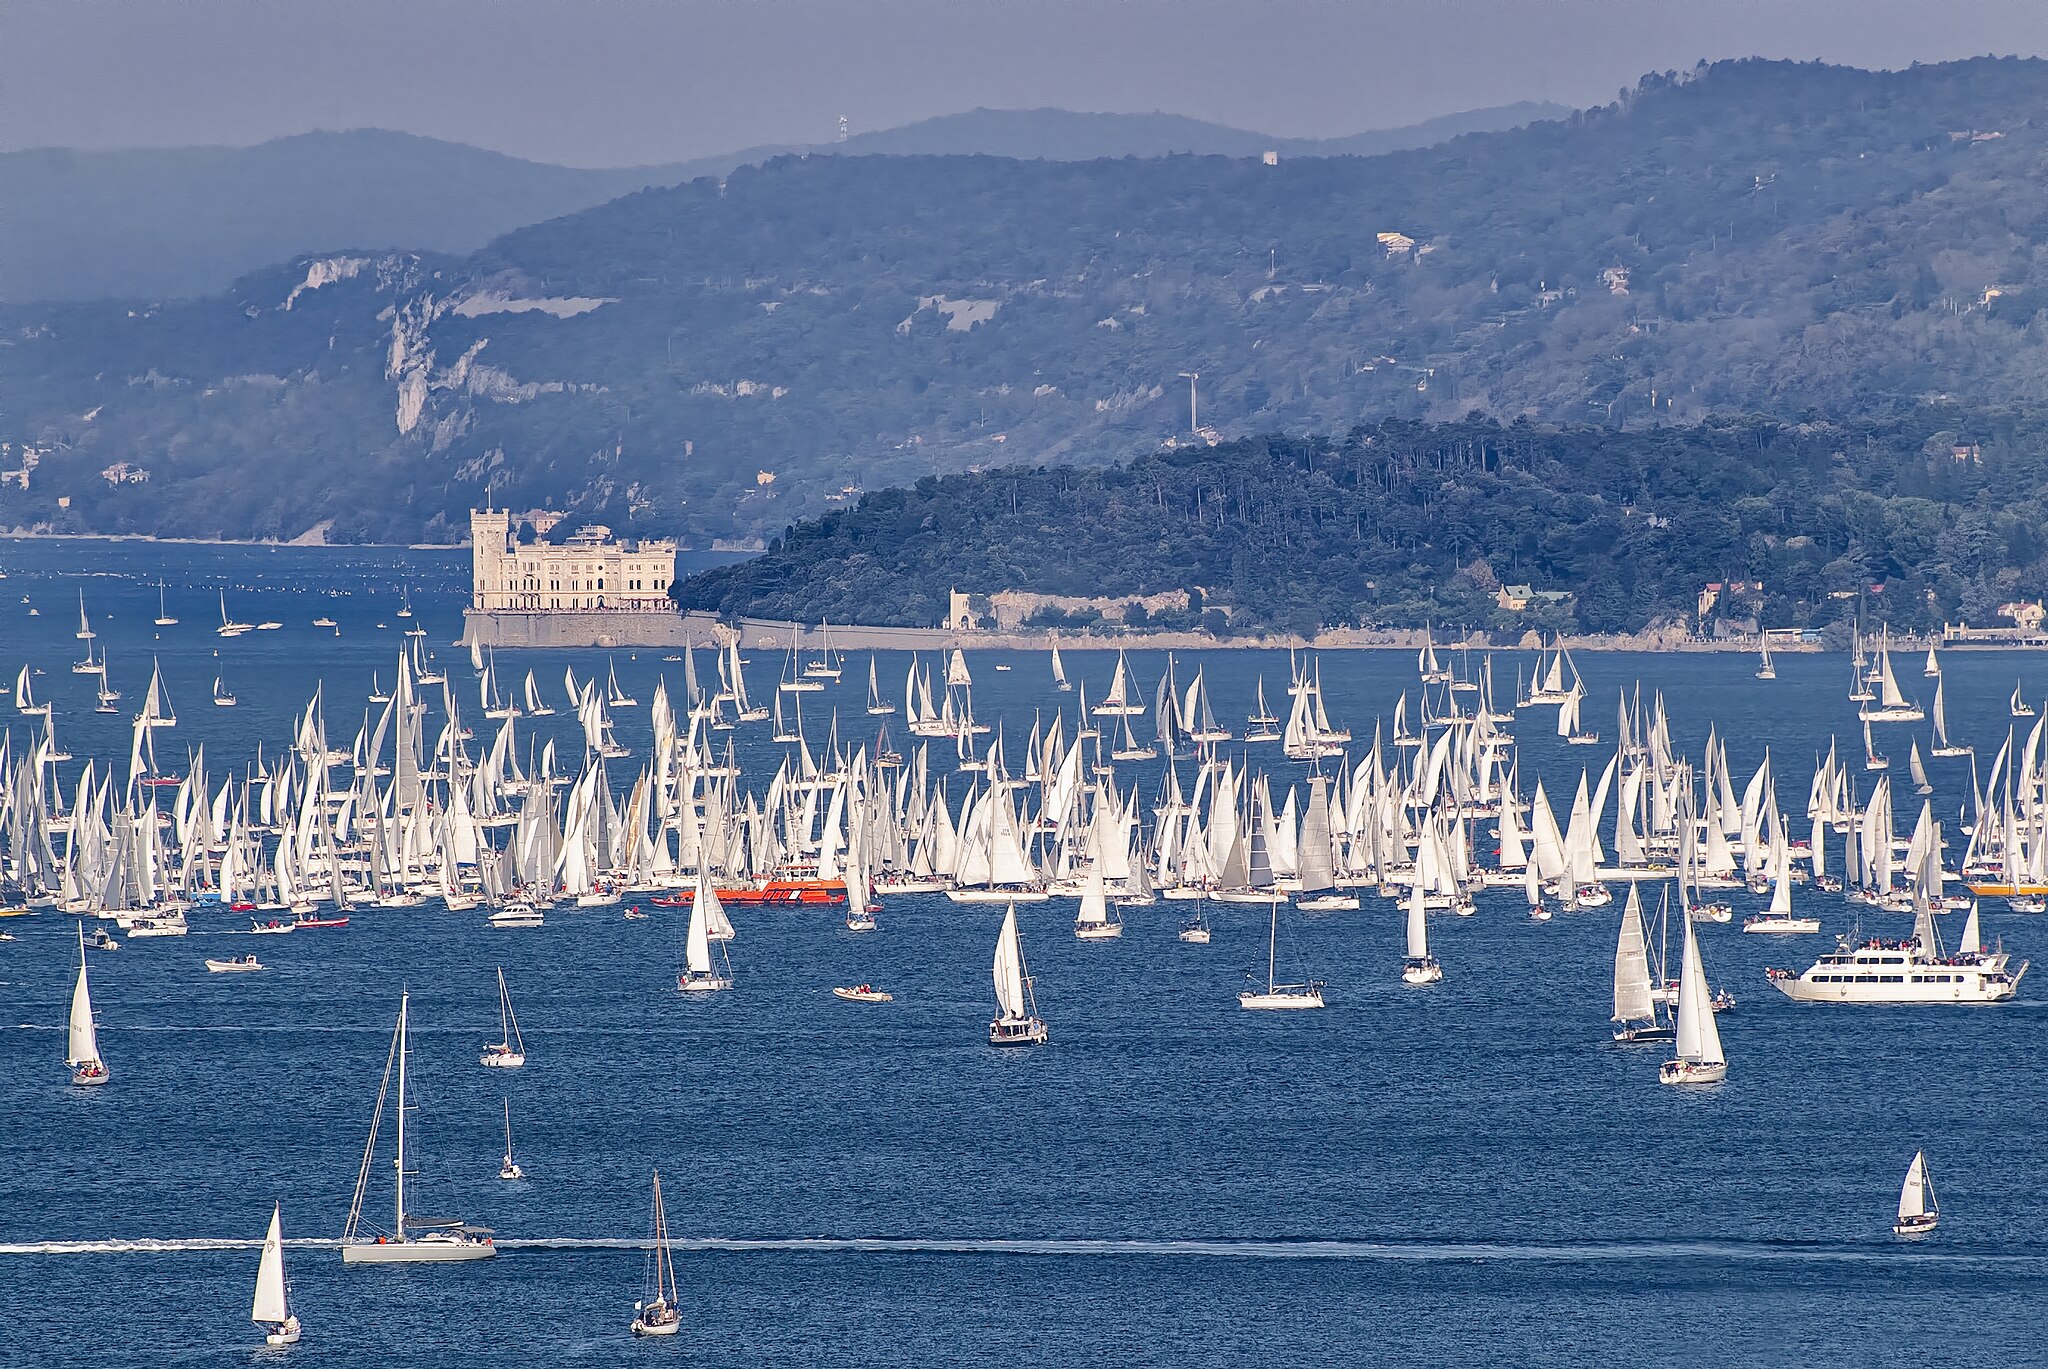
[282,256,369,311]
[450,293,614,319]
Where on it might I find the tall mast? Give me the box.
[394,991,408,1240]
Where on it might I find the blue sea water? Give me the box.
[2,539,2047,1367]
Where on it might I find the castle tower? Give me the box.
[470,508,511,610]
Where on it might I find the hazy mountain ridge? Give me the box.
[0,104,1564,303]
[5,59,2048,546]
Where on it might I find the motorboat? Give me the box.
[206,954,266,973]
[487,902,545,930]
[832,985,894,1003]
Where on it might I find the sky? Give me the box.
[6,0,2048,167]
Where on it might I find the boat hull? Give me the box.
[989,1016,1049,1045]
[341,1239,496,1264]
[1658,1060,1727,1085]
[1239,990,1325,1010]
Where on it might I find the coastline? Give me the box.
[460,608,1976,653]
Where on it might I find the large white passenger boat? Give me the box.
[1767,904,2026,1004]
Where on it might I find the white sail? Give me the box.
[1960,900,1982,955]
[1405,871,1429,959]
[1674,911,1726,1067]
[685,874,715,974]
[1612,886,1655,1022]
[67,925,102,1069]
[1898,1151,1934,1223]
[992,904,1028,1018]
[251,1203,291,1325]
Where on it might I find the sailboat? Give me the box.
[1611,885,1671,1042]
[1092,650,1145,717]
[1863,717,1888,771]
[1929,677,1971,757]
[1245,677,1281,743]
[154,583,178,627]
[1073,859,1123,940]
[1923,644,1941,678]
[213,677,238,707]
[865,656,897,715]
[1658,911,1728,1085]
[803,620,844,680]
[1240,896,1326,1009]
[1178,900,1213,944]
[1754,634,1776,680]
[340,992,497,1262]
[2012,681,2035,718]
[481,967,526,1067]
[1893,1150,1939,1236]
[1401,872,1443,985]
[1050,635,1072,692]
[1859,632,1924,722]
[67,923,111,1086]
[678,871,735,991]
[217,591,253,637]
[1908,740,1933,796]
[497,1099,525,1181]
[630,1170,684,1336]
[1742,834,1820,934]
[989,903,1050,1044]
[251,1203,302,1345]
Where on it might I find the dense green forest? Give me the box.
[7,59,2048,542]
[673,416,2046,636]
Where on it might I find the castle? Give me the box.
[468,509,677,613]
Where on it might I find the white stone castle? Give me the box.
[469,509,677,613]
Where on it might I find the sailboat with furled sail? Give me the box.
[481,967,526,1067]
[1241,895,1326,1008]
[340,992,497,1262]
[989,903,1049,1044]
[251,1202,302,1345]
[67,922,110,1086]
[630,1169,683,1336]
[1659,910,1728,1085]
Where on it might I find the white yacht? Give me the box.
[1659,909,1728,1085]
[251,1202,302,1345]
[1767,903,2027,1004]
[340,993,497,1263]
[1611,885,1673,1043]
[1073,862,1123,940]
[989,903,1049,1044]
[678,872,735,991]
[630,1169,683,1336]
[481,967,527,1067]
[1240,896,1326,1009]
[497,1099,525,1181]
[1400,874,1443,986]
[1894,1150,1939,1236]
[67,924,111,1086]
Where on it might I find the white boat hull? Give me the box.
[947,888,1050,904]
[480,1050,525,1069]
[1658,1059,1728,1086]
[1742,916,1822,935]
[1074,922,1123,939]
[679,973,734,993]
[1238,989,1325,1010]
[989,1015,1049,1045]
[341,1238,496,1264]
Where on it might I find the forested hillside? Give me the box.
[674,417,2046,636]
[6,60,2048,543]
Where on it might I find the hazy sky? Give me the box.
[6,0,2048,166]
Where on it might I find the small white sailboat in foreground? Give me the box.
[251,1202,302,1345]
[1894,1149,1939,1236]
[630,1169,683,1336]
[1240,896,1326,1009]
[1401,873,1443,986]
[497,1099,525,1181]
[481,967,527,1068]
[989,903,1049,1044]
[1659,910,1728,1085]
[68,923,111,1086]
[678,871,735,991]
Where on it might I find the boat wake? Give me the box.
[4,1235,2043,1266]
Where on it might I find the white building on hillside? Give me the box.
[470,509,677,612]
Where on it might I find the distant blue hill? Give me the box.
[0,104,1566,302]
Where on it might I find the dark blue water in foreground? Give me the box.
[3,539,2048,1366]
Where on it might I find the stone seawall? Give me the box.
[463,608,1853,653]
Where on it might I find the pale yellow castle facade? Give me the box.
[469,509,677,612]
